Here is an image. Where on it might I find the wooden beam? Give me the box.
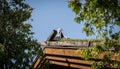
[46,30,57,41]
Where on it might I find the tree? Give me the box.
[68,0,120,69]
[0,0,42,68]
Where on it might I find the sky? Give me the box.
[26,0,96,41]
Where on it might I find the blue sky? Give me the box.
[26,0,96,41]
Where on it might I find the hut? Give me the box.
[32,30,120,69]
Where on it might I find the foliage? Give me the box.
[0,0,42,69]
[68,0,120,37]
[68,0,120,69]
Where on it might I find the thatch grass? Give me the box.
[54,38,102,42]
